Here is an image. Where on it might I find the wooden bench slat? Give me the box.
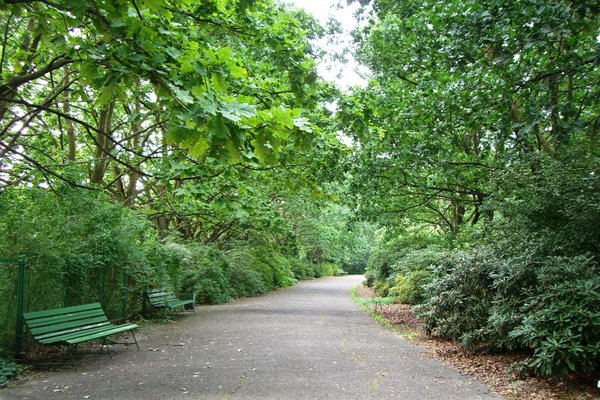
[37,322,113,344]
[28,315,110,337]
[23,303,101,319]
[65,323,139,344]
[147,291,173,297]
[165,300,194,308]
[33,319,111,341]
[26,309,107,329]
[148,293,178,303]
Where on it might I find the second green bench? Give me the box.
[146,289,195,314]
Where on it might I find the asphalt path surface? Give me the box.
[2,275,503,400]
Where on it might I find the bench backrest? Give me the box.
[23,303,110,342]
[146,290,177,307]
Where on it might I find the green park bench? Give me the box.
[146,289,196,314]
[22,303,139,364]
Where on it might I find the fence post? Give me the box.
[121,267,128,322]
[15,258,26,358]
[0,257,27,357]
[98,265,105,305]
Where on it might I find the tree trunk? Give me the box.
[62,65,76,161]
[90,101,115,184]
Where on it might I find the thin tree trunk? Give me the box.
[90,101,115,184]
[62,65,76,161]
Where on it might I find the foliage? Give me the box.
[343,0,600,236]
[490,151,600,260]
[491,256,600,377]
[0,0,350,267]
[0,186,152,346]
[390,246,447,275]
[315,262,346,277]
[0,354,23,388]
[415,247,600,377]
[364,231,441,285]
[0,0,329,190]
[0,0,375,371]
[178,242,346,305]
[6,0,598,381]
[415,247,498,345]
[385,246,446,304]
[0,185,363,353]
[283,197,376,274]
[372,280,390,297]
[288,258,319,280]
[254,249,296,288]
[388,270,432,305]
[181,244,233,304]
[224,246,269,297]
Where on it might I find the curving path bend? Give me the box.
[1,275,503,400]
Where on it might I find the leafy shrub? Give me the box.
[373,280,390,297]
[181,243,306,304]
[391,246,447,275]
[365,233,441,285]
[0,355,23,388]
[495,153,600,260]
[181,245,232,304]
[243,245,294,290]
[264,252,296,288]
[289,258,318,280]
[415,247,498,346]
[365,239,404,284]
[363,271,376,287]
[229,263,268,297]
[224,247,268,297]
[389,270,432,305]
[415,241,600,377]
[504,256,600,376]
[315,262,344,278]
[0,187,156,347]
[386,246,445,305]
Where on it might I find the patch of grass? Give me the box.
[351,286,415,338]
[351,287,394,307]
[351,287,402,334]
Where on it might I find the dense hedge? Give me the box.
[0,187,344,354]
[364,155,600,377]
[367,237,600,377]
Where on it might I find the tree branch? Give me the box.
[1,56,72,95]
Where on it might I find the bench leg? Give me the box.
[69,344,78,367]
[102,338,113,359]
[130,330,140,350]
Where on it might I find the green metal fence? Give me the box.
[0,257,25,357]
[0,254,129,357]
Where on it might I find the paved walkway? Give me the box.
[1,275,503,400]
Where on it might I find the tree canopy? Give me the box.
[341,0,600,235]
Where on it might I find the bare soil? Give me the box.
[354,284,600,400]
